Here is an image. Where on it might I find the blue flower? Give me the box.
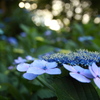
[20,32,27,37]
[78,36,93,42]
[8,66,14,70]
[25,55,34,61]
[42,49,100,66]
[89,63,100,88]
[7,37,18,45]
[44,30,52,36]
[27,60,61,75]
[17,63,38,80]
[63,64,93,83]
[14,57,26,64]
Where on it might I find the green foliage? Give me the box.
[1,1,100,100]
[52,77,100,100]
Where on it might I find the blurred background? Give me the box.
[0,0,100,100]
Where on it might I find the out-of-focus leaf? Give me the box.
[0,73,8,83]
[1,83,24,100]
[35,45,55,55]
[35,36,45,42]
[20,24,29,33]
[37,89,55,99]
[52,76,100,100]
[74,23,84,34]
[13,48,24,54]
[59,49,71,53]
[0,96,10,100]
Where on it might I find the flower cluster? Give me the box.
[17,60,61,80]
[14,56,34,64]
[16,59,100,88]
[63,62,100,88]
[16,50,100,89]
[42,49,100,66]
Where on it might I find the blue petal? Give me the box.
[23,73,38,80]
[89,63,98,77]
[46,68,61,75]
[27,66,45,74]
[30,60,45,68]
[46,62,57,69]
[94,77,100,88]
[92,63,98,74]
[73,66,84,72]
[17,63,30,72]
[82,69,94,78]
[63,64,76,72]
[70,72,91,83]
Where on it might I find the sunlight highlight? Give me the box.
[82,14,90,24]
[19,2,24,8]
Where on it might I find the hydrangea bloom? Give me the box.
[89,63,100,88]
[25,55,34,61]
[27,60,61,75]
[17,63,38,80]
[14,57,26,64]
[7,37,18,45]
[16,60,61,80]
[63,64,93,83]
[8,66,14,70]
[42,49,100,66]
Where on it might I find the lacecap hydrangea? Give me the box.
[16,49,100,89]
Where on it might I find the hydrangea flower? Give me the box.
[17,63,38,80]
[17,60,61,80]
[27,60,61,75]
[14,57,26,64]
[7,37,18,45]
[25,55,34,61]
[89,63,100,88]
[78,36,93,42]
[42,49,100,66]
[63,64,93,83]
[8,66,14,70]
[20,32,27,37]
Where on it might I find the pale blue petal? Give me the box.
[46,68,61,75]
[63,64,76,72]
[70,72,91,83]
[41,60,47,65]
[46,62,57,69]
[90,63,98,76]
[98,68,100,75]
[82,69,94,78]
[23,73,38,80]
[27,67,45,74]
[14,57,26,64]
[89,66,97,77]
[17,63,30,72]
[30,60,44,68]
[73,66,84,72]
[94,77,100,89]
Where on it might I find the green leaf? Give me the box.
[1,83,24,100]
[20,24,29,33]
[74,23,84,34]
[52,76,100,100]
[0,96,10,100]
[0,73,8,83]
[37,89,55,99]
[35,45,55,55]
